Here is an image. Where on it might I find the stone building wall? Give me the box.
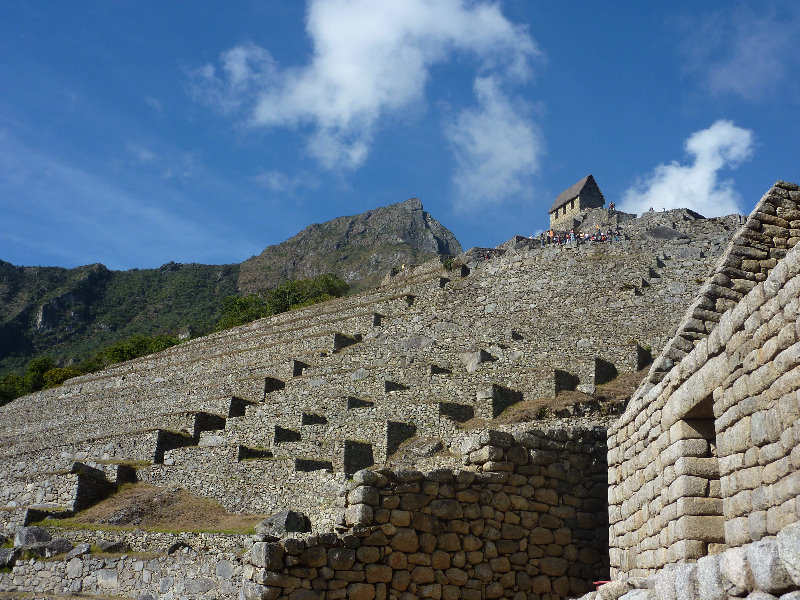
[240,427,609,600]
[607,181,800,580]
[549,185,605,230]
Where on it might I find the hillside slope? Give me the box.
[0,198,460,372]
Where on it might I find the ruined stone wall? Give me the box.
[49,528,251,555]
[0,550,243,600]
[607,181,800,579]
[141,447,348,531]
[241,427,608,600]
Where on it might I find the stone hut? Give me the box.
[548,175,605,230]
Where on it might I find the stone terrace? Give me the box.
[0,209,739,535]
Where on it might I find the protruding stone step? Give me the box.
[554,369,579,394]
[192,412,226,440]
[384,380,409,393]
[386,421,417,457]
[264,377,285,395]
[343,441,374,477]
[429,364,452,375]
[333,333,363,352]
[460,349,496,373]
[593,357,619,385]
[439,402,474,423]
[294,458,333,472]
[301,412,328,426]
[372,313,384,327]
[154,430,195,464]
[475,384,524,419]
[237,446,273,461]
[292,360,311,377]
[227,396,257,418]
[273,426,302,444]
[347,397,374,409]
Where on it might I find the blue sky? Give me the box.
[1,1,798,270]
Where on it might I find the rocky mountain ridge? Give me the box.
[0,198,461,373]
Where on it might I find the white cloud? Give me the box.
[189,41,277,116]
[144,96,163,113]
[619,120,754,217]
[253,170,319,194]
[445,77,543,211]
[125,142,157,164]
[679,3,800,100]
[191,0,541,173]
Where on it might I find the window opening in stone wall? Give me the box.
[673,394,724,559]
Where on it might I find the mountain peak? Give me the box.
[238,199,460,294]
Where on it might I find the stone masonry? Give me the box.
[3,181,797,600]
[593,180,800,600]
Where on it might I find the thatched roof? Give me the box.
[548,175,604,214]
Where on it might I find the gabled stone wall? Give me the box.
[607,181,800,580]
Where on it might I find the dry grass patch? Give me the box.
[51,483,264,534]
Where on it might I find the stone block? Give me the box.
[256,511,311,536]
[748,538,795,593]
[676,496,722,517]
[696,554,724,600]
[539,557,569,576]
[668,475,708,501]
[720,546,755,596]
[430,499,463,519]
[346,582,376,600]
[345,504,373,526]
[675,515,725,543]
[13,526,51,547]
[328,547,356,570]
[390,528,419,553]
[778,522,800,586]
[348,486,380,506]
[250,543,284,570]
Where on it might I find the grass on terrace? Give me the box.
[37,483,264,535]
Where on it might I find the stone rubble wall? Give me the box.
[46,527,251,555]
[608,181,800,579]
[0,472,81,511]
[638,181,800,390]
[241,427,609,600]
[140,446,348,531]
[0,507,27,536]
[0,550,243,600]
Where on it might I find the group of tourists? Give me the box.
[535,225,622,247]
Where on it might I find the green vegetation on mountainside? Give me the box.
[0,197,461,383]
[216,274,349,330]
[0,261,240,374]
[0,333,180,406]
[0,274,348,407]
